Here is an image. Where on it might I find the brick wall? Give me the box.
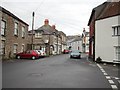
[2,12,28,60]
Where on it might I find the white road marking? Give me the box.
[111,85,118,89]
[118,80,120,84]
[103,72,108,75]
[115,77,120,80]
[97,64,118,90]
[106,76,111,79]
[108,80,114,84]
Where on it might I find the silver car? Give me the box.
[70,50,81,59]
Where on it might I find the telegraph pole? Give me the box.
[31,12,35,50]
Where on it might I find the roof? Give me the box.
[88,2,109,26]
[0,6,29,26]
[96,1,120,20]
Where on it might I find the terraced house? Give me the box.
[0,6,29,60]
[88,1,120,63]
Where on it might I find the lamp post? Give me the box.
[31,12,35,50]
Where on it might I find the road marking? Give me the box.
[108,80,114,84]
[114,77,120,80]
[103,72,108,75]
[106,76,111,79]
[111,85,118,89]
[118,80,120,84]
[97,64,118,90]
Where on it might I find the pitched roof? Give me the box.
[88,2,108,26]
[36,24,59,35]
[0,6,29,26]
[96,1,120,20]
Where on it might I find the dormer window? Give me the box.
[112,26,120,36]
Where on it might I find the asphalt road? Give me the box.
[2,54,114,88]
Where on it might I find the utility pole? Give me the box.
[31,12,35,50]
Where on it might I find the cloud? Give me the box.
[2,0,106,35]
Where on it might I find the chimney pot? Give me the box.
[44,19,49,25]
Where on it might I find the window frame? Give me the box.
[112,26,120,36]
[1,20,6,36]
[22,26,25,38]
[1,41,5,55]
[14,21,19,36]
[13,44,18,54]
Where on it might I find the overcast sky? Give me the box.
[1,0,107,35]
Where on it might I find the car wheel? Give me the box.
[17,56,20,59]
[32,56,36,60]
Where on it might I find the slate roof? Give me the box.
[88,1,120,25]
[0,6,29,26]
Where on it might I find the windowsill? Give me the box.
[14,34,18,37]
[112,35,120,37]
[113,59,120,62]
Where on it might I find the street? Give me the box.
[2,54,119,89]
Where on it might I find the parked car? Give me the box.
[16,50,40,60]
[63,49,70,54]
[70,50,81,59]
[35,50,46,57]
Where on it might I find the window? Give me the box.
[35,32,42,38]
[115,46,120,60]
[13,44,18,54]
[1,20,6,36]
[22,26,25,38]
[1,41,5,55]
[21,44,25,52]
[112,26,120,36]
[14,22,19,36]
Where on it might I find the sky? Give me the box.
[1,0,107,36]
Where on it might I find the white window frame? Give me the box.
[22,26,25,38]
[35,32,42,38]
[114,46,120,61]
[21,44,25,52]
[112,26,120,36]
[1,20,6,36]
[13,44,18,54]
[14,22,19,36]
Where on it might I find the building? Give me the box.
[88,1,120,63]
[28,19,66,55]
[67,35,82,51]
[59,31,67,52]
[82,28,89,53]
[0,6,29,60]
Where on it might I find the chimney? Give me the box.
[52,25,56,29]
[44,19,49,25]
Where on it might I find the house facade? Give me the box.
[67,35,82,51]
[82,28,89,53]
[88,1,120,63]
[59,31,67,52]
[0,6,29,60]
[28,19,66,55]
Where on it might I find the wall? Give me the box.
[95,15,119,62]
[2,12,28,60]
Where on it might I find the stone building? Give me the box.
[0,6,29,60]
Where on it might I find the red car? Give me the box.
[16,50,40,60]
[63,49,70,54]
